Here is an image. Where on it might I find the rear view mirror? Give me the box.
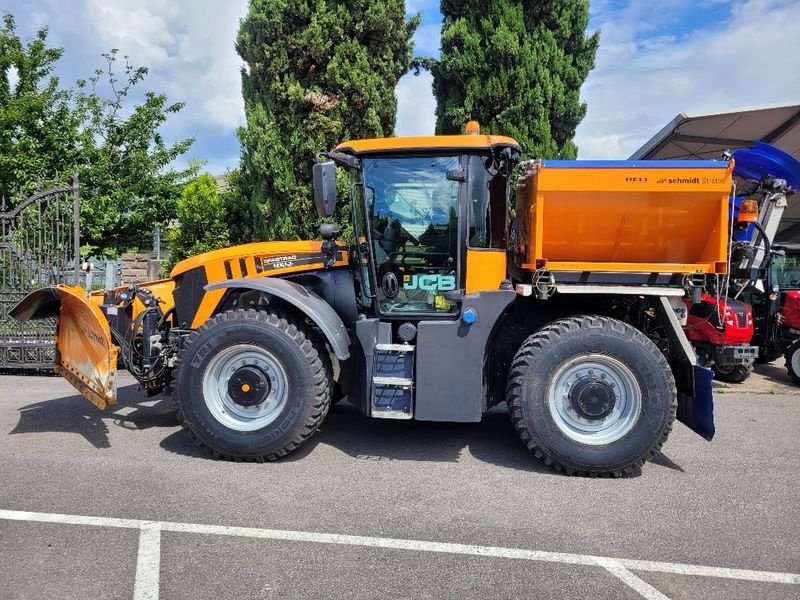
[313,161,337,217]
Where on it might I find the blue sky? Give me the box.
[4,0,799,174]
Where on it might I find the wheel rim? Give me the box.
[791,346,800,376]
[548,354,642,446]
[715,364,734,375]
[202,344,288,432]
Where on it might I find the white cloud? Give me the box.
[83,0,247,133]
[395,71,436,136]
[84,0,179,67]
[574,0,800,158]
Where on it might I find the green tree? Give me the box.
[167,172,230,269]
[230,0,419,243]
[0,14,193,257]
[0,14,81,200]
[431,0,598,159]
[74,50,194,256]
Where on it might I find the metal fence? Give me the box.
[0,176,80,371]
[86,259,122,291]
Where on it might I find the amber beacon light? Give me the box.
[738,199,759,223]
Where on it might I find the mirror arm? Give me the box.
[326,151,361,170]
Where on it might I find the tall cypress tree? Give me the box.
[433,0,598,159]
[231,0,419,242]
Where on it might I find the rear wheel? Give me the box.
[785,339,800,385]
[173,309,332,460]
[712,361,753,384]
[506,315,676,477]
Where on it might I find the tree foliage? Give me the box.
[432,0,598,159]
[74,51,194,256]
[167,172,230,269]
[0,13,193,257]
[0,14,81,199]
[230,0,419,243]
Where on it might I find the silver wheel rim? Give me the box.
[548,354,642,446]
[791,347,800,376]
[202,344,288,432]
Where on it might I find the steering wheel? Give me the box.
[378,223,421,246]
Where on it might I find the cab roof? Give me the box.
[334,134,521,155]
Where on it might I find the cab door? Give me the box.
[362,155,462,316]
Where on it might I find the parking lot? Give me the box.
[1,366,799,599]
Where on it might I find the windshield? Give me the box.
[772,252,800,289]
[363,155,460,314]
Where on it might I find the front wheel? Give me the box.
[173,309,332,460]
[506,315,676,477]
[712,362,753,384]
[785,339,800,385]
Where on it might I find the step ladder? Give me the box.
[371,343,414,419]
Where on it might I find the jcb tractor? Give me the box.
[14,126,747,476]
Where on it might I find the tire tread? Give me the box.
[171,308,332,461]
[505,315,677,477]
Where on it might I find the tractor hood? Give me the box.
[170,240,346,279]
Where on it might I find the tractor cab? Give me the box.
[315,128,521,319]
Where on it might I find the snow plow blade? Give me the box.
[11,286,118,409]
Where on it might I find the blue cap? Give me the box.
[462,308,477,325]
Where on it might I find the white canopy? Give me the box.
[630,105,800,242]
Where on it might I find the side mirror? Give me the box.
[313,161,337,217]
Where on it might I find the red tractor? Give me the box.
[743,243,800,383]
[684,293,757,383]
[726,142,800,384]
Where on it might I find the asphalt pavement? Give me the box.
[1,364,798,599]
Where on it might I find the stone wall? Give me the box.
[121,253,149,283]
[121,253,167,283]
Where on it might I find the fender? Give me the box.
[205,278,351,360]
[654,296,715,440]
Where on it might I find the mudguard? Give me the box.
[206,278,351,360]
[11,286,118,409]
[677,365,715,441]
[654,296,715,440]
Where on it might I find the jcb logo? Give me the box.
[403,274,456,291]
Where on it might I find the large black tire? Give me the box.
[173,309,332,460]
[785,339,800,385]
[506,315,677,477]
[712,362,753,384]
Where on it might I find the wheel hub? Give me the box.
[547,354,642,446]
[570,377,616,419]
[227,365,271,406]
[202,344,289,432]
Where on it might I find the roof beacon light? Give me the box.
[738,199,759,223]
[465,120,480,135]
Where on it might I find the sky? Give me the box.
[3,0,799,174]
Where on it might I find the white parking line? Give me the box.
[133,523,161,600]
[599,560,671,600]
[2,508,799,600]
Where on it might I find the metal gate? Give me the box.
[0,175,80,370]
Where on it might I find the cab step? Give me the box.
[371,344,415,419]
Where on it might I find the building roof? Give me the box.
[630,105,800,242]
[335,134,521,155]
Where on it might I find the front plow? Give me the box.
[11,286,118,409]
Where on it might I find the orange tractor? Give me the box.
[14,128,744,476]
